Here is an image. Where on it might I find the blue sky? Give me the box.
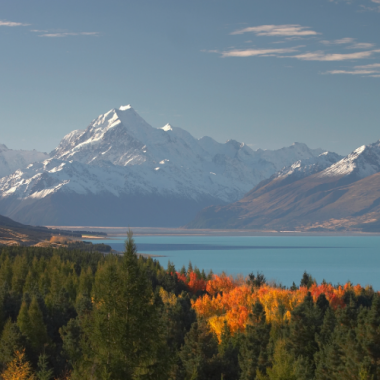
[1,0,379,155]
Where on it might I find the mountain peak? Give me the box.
[119,104,132,111]
[160,124,173,132]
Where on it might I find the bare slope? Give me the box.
[187,141,380,231]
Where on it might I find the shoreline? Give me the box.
[46,226,380,237]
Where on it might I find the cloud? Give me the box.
[212,47,300,58]
[231,24,319,37]
[372,0,380,3]
[349,42,375,49]
[325,69,378,75]
[324,63,380,76]
[292,50,379,61]
[320,38,375,49]
[0,20,29,27]
[38,32,99,37]
[321,38,355,45]
[355,63,380,69]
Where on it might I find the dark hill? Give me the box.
[0,214,85,245]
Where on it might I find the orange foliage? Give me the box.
[176,272,187,284]
[193,277,364,341]
[188,272,206,293]
[206,273,237,294]
[175,271,207,294]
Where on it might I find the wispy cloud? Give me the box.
[326,69,378,74]
[320,38,375,49]
[205,46,302,58]
[231,24,319,37]
[292,50,380,61]
[218,47,300,58]
[355,63,380,69]
[38,32,99,38]
[321,38,355,45]
[324,63,380,77]
[0,20,29,27]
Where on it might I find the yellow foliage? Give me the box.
[1,350,35,380]
[159,287,177,307]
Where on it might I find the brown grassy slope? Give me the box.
[187,172,380,231]
[0,214,79,246]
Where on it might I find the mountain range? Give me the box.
[188,141,380,231]
[0,144,48,178]
[0,105,330,227]
[1,104,380,231]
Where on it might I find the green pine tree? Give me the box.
[0,319,24,370]
[78,231,169,380]
[179,319,222,380]
[239,301,271,380]
[27,297,49,352]
[36,353,53,380]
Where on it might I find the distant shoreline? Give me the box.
[45,226,380,237]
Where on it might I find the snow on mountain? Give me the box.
[317,140,380,180]
[0,105,330,226]
[275,151,343,180]
[255,142,325,172]
[46,105,325,202]
[0,144,49,178]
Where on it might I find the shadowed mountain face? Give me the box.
[187,141,380,232]
[0,105,328,227]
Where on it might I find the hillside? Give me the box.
[0,214,88,246]
[187,141,380,232]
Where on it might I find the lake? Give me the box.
[89,235,380,289]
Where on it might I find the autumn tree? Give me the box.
[1,350,35,380]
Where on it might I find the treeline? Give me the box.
[0,235,379,379]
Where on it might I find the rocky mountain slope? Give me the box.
[187,141,380,231]
[0,105,328,227]
[0,144,48,177]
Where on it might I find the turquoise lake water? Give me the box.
[89,235,380,289]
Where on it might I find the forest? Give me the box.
[0,232,379,380]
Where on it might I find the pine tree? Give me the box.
[219,322,240,380]
[179,319,222,380]
[27,297,49,352]
[239,301,271,380]
[78,231,169,379]
[0,255,13,288]
[17,301,31,341]
[286,292,319,363]
[11,255,29,295]
[0,319,24,370]
[36,354,53,380]
[258,340,298,380]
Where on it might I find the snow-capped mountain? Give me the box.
[187,139,380,231]
[0,105,328,226]
[0,144,48,178]
[317,141,380,180]
[275,151,343,180]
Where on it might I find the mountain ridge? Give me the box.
[0,105,330,227]
[186,139,380,231]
